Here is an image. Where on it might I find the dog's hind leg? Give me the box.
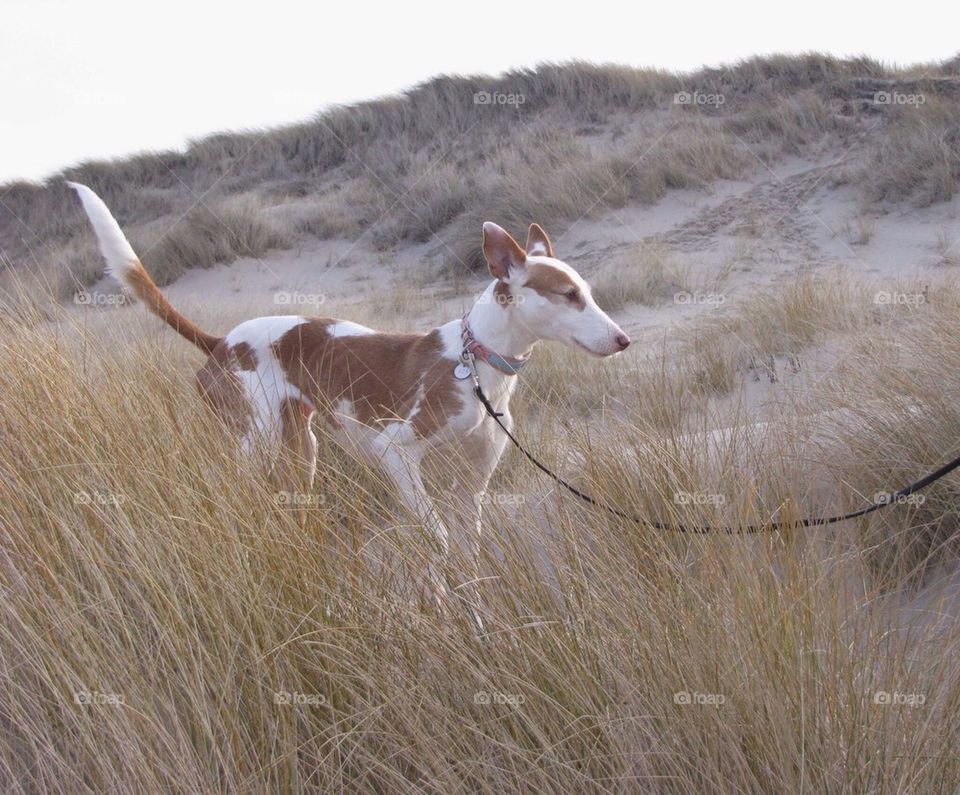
[272,398,318,509]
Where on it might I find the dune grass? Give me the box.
[127,194,295,286]
[859,97,960,206]
[1,272,959,792]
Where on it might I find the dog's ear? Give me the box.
[482,222,526,280]
[525,223,553,257]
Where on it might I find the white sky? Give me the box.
[2,0,956,184]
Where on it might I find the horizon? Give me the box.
[2,0,957,185]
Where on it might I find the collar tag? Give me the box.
[453,363,472,380]
[459,316,529,377]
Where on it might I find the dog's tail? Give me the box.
[67,182,222,355]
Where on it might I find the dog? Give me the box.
[68,182,629,613]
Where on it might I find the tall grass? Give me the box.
[2,274,959,791]
[589,244,690,311]
[859,97,960,206]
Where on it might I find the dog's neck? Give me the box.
[463,281,539,363]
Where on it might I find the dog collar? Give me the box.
[459,318,529,377]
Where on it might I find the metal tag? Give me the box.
[453,363,472,380]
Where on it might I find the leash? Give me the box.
[470,380,960,534]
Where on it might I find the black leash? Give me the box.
[473,383,960,534]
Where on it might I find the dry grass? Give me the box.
[2,272,960,792]
[726,90,846,153]
[667,271,860,379]
[444,123,752,272]
[590,244,689,311]
[842,214,875,246]
[859,97,960,206]
[585,241,738,314]
[936,228,960,267]
[128,195,294,286]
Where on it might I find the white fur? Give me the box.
[66,182,138,282]
[224,315,306,349]
[329,320,375,337]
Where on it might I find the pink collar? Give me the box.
[460,318,530,376]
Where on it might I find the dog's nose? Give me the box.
[615,333,631,351]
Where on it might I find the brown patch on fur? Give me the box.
[195,340,252,436]
[231,342,258,371]
[272,320,463,439]
[525,223,554,257]
[523,263,586,310]
[493,280,515,308]
[124,259,222,354]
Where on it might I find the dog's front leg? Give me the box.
[372,431,450,610]
[442,423,511,634]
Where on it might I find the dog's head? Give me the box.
[481,222,630,356]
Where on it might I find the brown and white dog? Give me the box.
[69,182,629,608]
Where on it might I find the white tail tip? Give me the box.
[67,181,139,276]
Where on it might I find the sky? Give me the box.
[2,0,957,184]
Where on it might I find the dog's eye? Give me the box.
[562,288,580,301]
